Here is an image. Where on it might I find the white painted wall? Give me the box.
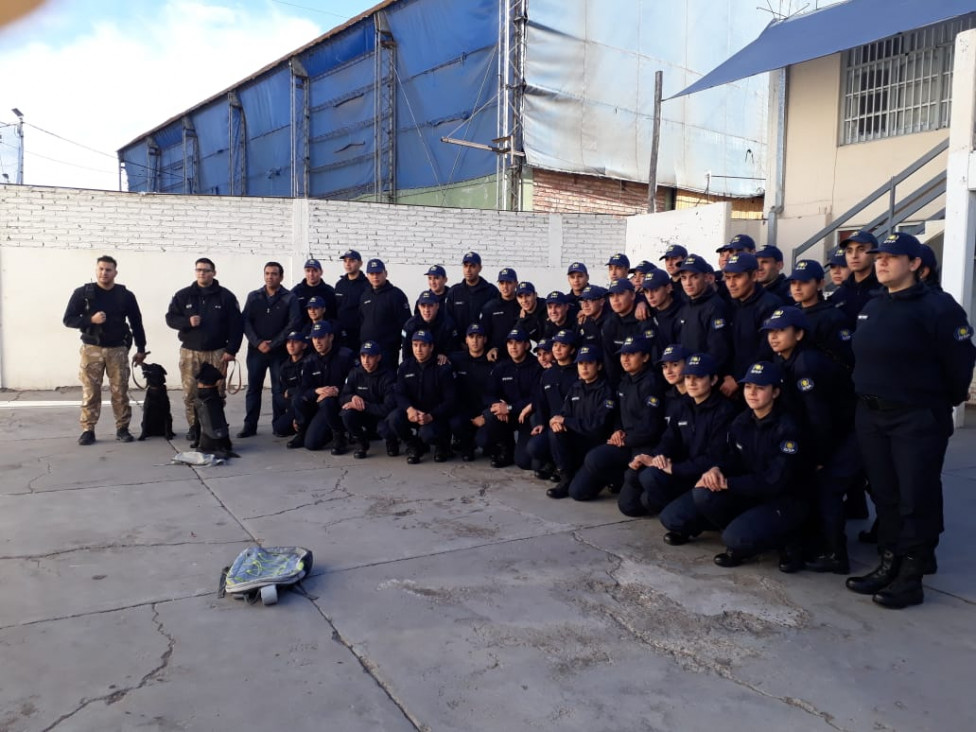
[0,185,628,389]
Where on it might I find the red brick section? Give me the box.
[531,168,763,218]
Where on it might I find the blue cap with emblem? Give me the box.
[618,336,652,354]
[310,321,334,337]
[722,253,759,273]
[840,230,878,248]
[643,269,672,291]
[682,352,718,376]
[578,285,607,300]
[360,340,382,355]
[545,290,570,305]
[676,255,712,274]
[306,296,325,308]
[466,323,486,337]
[788,260,825,281]
[657,343,691,364]
[727,234,756,251]
[304,258,322,270]
[411,329,433,343]
[535,338,552,352]
[826,247,847,268]
[506,327,530,342]
[462,251,482,265]
[552,329,578,346]
[516,281,536,295]
[607,278,635,294]
[629,260,656,274]
[869,232,922,258]
[339,249,362,261]
[497,267,518,283]
[416,289,440,305]
[660,243,688,260]
[761,306,810,331]
[567,261,588,274]
[285,330,307,342]
[737,361,783,386]
[425,264,446,277]
[575,345,602,363]
[756,245,784,262]
[366,258,386,273]
[606,253,630,268]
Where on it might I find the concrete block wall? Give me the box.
[0,185,628,389]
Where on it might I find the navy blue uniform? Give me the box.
[241,286,301,431]
[294,346,356,450]
[526,362,579,470]
[798,296,854,370]
[549,377,617,476]
[448,349,494,454]
[339,363,397,446]
[388,357,457,449]
[762,275,790,303]
[401,311,460,363]
[653,297,683,349]
[481,297,522,354]
[334,273,369,351]
[853,282,976,556]
[272,355,307,436]
[570,365,666,501]
[165,280,243,355]
[729,287,780,380]
[443,278,499,332]
[618,390,737,516]
[660,405,806,556]
[601,313,655,387]
[542,315,574,339]
[292,279,338,325]
[481,356,543,469]
[832,270,880,329]
[677,290,733,377]
[578,307,610,347]
[360,281,411,368]
[516,306,546,342]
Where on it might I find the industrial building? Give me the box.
[118,0,773,215]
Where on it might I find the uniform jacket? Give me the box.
[653,297,683,349]
[577,307,610,347]
[335,274,370,341]
[481,297,522,353]
[558,377,616,441]
[601,310,655,386]
[652,390,738,483]
[242,286,301,350]
[729,286,780,380]
[832,270,880,328]
[63,283,147,350]
[677,289,733,377]
[762,275,791,303]
[292,279,338,324]
[449,349,494,417]
[486,356,543,416]
[340,363,397,419]
[298,346,356,403]
[395,357,457,418]
[165,280,243,354]
[278,356,307,400]
[360,281,411,352]
[532,362,579,427]
[444,278,499,331]
[401,311,460,363]
[614,365,666,449]
[798,296,854,371]
[720,404,802,499]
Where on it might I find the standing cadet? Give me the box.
[335,249,369,352]
[165,257,243,439]
[360,258,411,368]
[832,231,880,327]
[566,262,590,306]
[606,254,630,283]
[388,330,458,464]
[659,361,806,567]
[63,255,148,445]
[292,258,337,325]
[601,278,652,387]
[675,255,733,379]
[825,247,850,293]
[272,331,308,439]
[481,268,522,361]
[424,265,450,303]
[481,327,542,469]
[788,260,854,370]
[449,324,495,461]
[644,269,681,347]
[755,245,790,301]
[443,251,499,330]
[577,285,610,346]
[541,291,573,338]
[339,340,397,459]
[659,243,687,284]
[515,282,545,341]
[848,233,976,608]
[239,261,301,437]
[400,290,459,364]
[569,335,666,501]
[722,252,781,398]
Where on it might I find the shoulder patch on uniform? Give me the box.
[797,377,815,392]
[779,439,799,455]
[712,318,726,330]
[955,325,973,342]
[604,399,616,410]
[838,329,851,342]
[646,395,660,408]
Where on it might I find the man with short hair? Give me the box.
[443,251,499,331]
[659,243,688,293]
[481,268,522,361]
[606,253,630,283]
[831,230,880,327]
[360,258,411,368]
[401,290,459,363]
[449,323,495,461]
[675,255,732,379]
[63,255,147,445]
[273,331,308,438]
[542,290,573,338]
[515,281,545,341]
[335,249,369,352]
[788,260,854,370]
[340,340,397,459]
[601,278,653,387]
[566,262,590,306]
[165,257,243,439]
[481,328,542,469]
[239,261,301,437]
[577,285,610,347]
[644,269,681,347]
[292,258,337,325]
[755,245,790,302]
[721,252,781,397]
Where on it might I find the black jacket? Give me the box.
[677,289,732,376]
[292,279,338,324]
[165,280,243,354]
[487,356,543,416]
[729,286,780,380]
[335,274,370,343]
[533,362,579,426]
[481,297,522,353]
[340,363,397,419]
[652,390,738,483]
[614,365,666,449]
[395,357,457,418]
[298,347,356,403]
[278,356,307,401]
[798,296,854,371]
[516,306,547,343]
[64,283,146,350]
[719,405,802,499]
[401,311,460,363]
[578,307,610,347]
[832,270,880,328]
[601,310,654,387]
[242,286,301,351]
[449,349,495,417]
[444,278,499,332]
[762,275,791,303]
[360,281,411,357]
[558,377,616,441]
[653,297,683,349]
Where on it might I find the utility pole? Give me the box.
[12,108,24,184]
[646,71,662,213]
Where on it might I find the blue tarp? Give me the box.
[673,0,976,98]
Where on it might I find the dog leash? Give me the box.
[225,359,243,395]
[131,351,150,391]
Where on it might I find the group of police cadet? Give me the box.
[65,232,976,609]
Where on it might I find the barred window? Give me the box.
[841,15,976,145]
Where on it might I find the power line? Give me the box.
[270,0,360,19]
[24,122,117,159]
[0,139,116,174]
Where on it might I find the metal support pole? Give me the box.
[12,108,24,184]
[647,71,662,213]
[886,178,896,237]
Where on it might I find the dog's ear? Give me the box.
[160,366,167,376]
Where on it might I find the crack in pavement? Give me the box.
[240,469,354,520]
[0,538,251,562]
[37,602,176,732]
[570,531,847,731]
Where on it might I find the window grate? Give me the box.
[841,15,976,145]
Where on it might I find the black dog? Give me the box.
[192,363,238,459]
[138,363,175,441]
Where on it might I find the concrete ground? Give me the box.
[1,387,974,732]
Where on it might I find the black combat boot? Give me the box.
[386,437,400,457]
[286,429,306,449]
[714,549,744,567]
[490,443,514,468]
[546,470,572,499]
[873,553,926,609]
[806,533,850,574]
[846,549,900,595]
[330,431,348,455]
[433,441,453,463]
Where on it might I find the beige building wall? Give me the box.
[776,53,949,261]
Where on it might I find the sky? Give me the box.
[0,0,380,190]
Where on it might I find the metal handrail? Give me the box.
[791,137,949,264]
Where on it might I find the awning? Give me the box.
[672,0,976,98]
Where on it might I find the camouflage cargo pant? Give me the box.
[179,348,227,427]
[79,345,131,431]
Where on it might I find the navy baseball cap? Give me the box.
[607,278,635,294]
[411,329,434,343]
[578,285,607,300]
[516,281,536,296]
[869,232,922,258]
[722,253,759,273]
[552,329,578,346]
[756,245,784,262]
[761,307,810,331]
[545,290,570,305]
[466,323,486,337]
[306,296,326,308]
[683,353,718,377]
[310,321,334,337]
[506,327,530,342]
[738,361,784,386]
[285,330,307,342]
[606,253,630,268]
[497,268,518,283]
[919,243,938,271]
[728,234,756,251]
[788,260,825,281]
[340,249,362,261]
[643,269,672,291]
[360,340,382,355]
[567,262,588,275]
[366,258,386,273]
[575,345,602,363]
[535,338,553,352]
[304,258,322,270]
[841,230,879,248]
[618,336,651,354]
[629,260,656,275]
[425,264,446,277]
[676,255,711,274]
[416,290,440,305]
[462,251,482,265]
[657,344,691,364]
[660,243,688,260]
[826,248,847,268]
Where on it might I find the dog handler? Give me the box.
[63,255,147,445]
